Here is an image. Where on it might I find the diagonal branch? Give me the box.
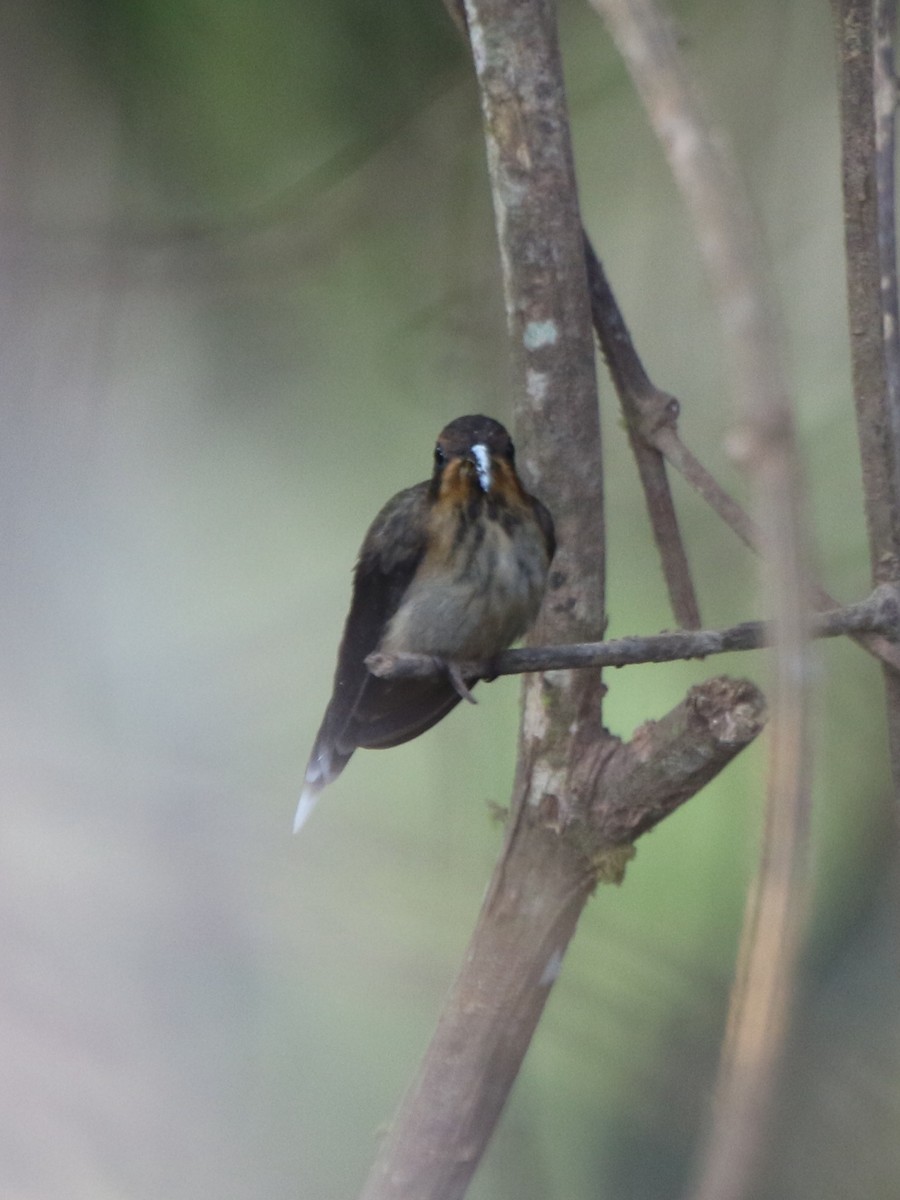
[628,432,702,626]
[583,235,702,627]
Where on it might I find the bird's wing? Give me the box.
[309,481,465,762]
[298,482,450,827]
[327,482,431,737]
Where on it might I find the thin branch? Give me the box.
[653,425,760,548]
[628,431,702,626]
[365,585,900,681]
[583,235,702,627]
[656,427,900,668]
[581,222,765,552]
[589,6,814,1200]
[583,232,900,671]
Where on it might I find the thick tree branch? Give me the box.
[835,0,900,574]
[366,585,900,682]
[358,676,766,1200]
[360,1,606,1196]
[875,0,900,419]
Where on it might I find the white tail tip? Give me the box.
[293,785,321,834]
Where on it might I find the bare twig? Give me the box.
[628,432,702,626]
[589,4,814,1200]
[583,236,702,627]
[656,423,900,667]
[583,232,900,671]
[653,424,762,548]
[580,226,766,552]
[366,586,899,681]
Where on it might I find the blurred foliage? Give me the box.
[56,0,463,204]
[1,0,898,1198]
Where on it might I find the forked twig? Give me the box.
[584,215,900,672]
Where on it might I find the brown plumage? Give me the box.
[295,415,555,830]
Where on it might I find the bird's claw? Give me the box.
[481,655,501,683]
[439,658,478,704]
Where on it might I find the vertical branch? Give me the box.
[628,431,703,627]
[467,1,606,643]
[875,0,900,418]
[359,2,606,1197]
[835,0,900,563]
[588,4,814,1200]
[834,0,900,802]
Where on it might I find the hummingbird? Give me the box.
[295,414,555,831]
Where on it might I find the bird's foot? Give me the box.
[480,654,502,683]
[437,658,478,705]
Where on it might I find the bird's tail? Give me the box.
[293,737,352,833]
[293,780,323,833]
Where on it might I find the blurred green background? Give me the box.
[2,0,898,1197]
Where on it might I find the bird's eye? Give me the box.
[434,444,447,467]
[505,439,516,462]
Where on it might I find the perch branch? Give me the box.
[365,585,900,682]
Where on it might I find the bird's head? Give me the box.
[430,415,524,505]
